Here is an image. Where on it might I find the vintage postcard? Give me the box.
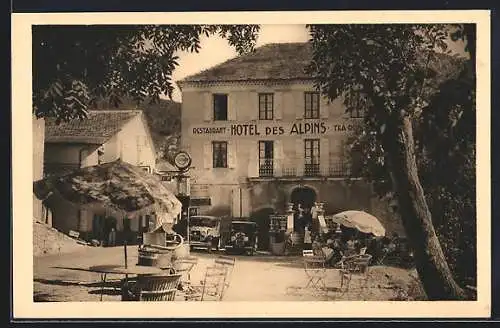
[12,10,491,319]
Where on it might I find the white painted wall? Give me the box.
[44,111,157,237]
[116,114,157,171]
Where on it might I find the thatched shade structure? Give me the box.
[34,159,183,271]
[33,159,182,225]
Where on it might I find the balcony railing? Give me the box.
[258,159,274,177]
[304,163,320,177]
[254,157,352,179]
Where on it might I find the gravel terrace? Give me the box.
[34,246,424,302]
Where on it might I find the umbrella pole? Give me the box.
[124,239,128,269]
[122,219,129,301]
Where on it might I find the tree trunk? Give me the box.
[384,115,466,300]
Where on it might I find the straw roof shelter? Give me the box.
[33,159,182,224]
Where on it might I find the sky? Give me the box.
[168,24,467,103]
[169,25,310,102]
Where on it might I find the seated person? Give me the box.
[322,239,344,267]
[312,236,324,256]
[344,237,357,257]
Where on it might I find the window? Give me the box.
[304,92,320,119]
[212,141,228,168]
[258,141,274,177]
[213,94,228,121]
[304,139,320,176]
[259,93,274,120]
[347,91,366,119]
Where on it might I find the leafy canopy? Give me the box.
[33,25,260,122]
[306,24,476,286]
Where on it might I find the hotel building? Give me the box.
[177,43,403,248]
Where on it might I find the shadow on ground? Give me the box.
[34,278,120,289]
[33,292,54,302]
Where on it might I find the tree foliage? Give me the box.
[306,24,475,299]
[32,25,260,122]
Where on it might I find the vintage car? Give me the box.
[225,221,259,255]
[188,215,222,252]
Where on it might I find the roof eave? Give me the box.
[179,77,315,86]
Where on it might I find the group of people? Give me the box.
[304,227,406,267]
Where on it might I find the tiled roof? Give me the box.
[178,42,463,86]
[45,110,141,144]
[178,42,313,83]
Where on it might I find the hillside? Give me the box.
[33,220,88,257]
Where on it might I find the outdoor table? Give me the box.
[88,264,165,301]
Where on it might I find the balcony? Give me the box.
[253,157,353,180]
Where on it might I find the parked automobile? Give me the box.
[225,220,259,255]
[188,215,222,252]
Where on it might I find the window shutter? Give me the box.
[228,140,237,169]
[247,141,259,177]
[250,92,259,121]
[203,142,212,169]
[203,92,212,122]
[274,140,283,176]
[295,92,304,120]
[295,138,304,176]
[320,138,330,176]
[228,93,236,121]
[320,95,329,119]
[274,92,283,120]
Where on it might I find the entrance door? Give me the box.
[290,187,317,232]
[259,141,274,177]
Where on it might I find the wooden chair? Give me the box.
[124,273,182,301]
[339,254,372,291]
[303,250,327,292]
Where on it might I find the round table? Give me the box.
[88,265,166,301]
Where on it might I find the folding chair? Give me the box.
[214,255,236,298]
[173,256,198,283]
[184,265,228,301]
[339,254,372,291]
[303,250,327,292]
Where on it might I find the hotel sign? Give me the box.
[190,120,360,138]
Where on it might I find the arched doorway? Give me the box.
[250,207,275,251]
[290,186,317,232]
